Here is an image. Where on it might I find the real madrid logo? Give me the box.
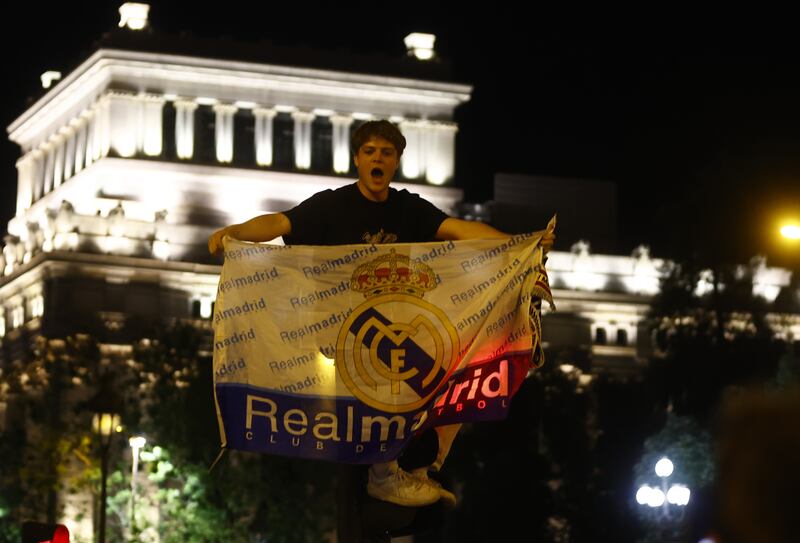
[336,249,460,413]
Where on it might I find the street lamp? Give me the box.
[129,436,146,532]
[89,378,121,543]
[780,223,800,241]
[636,457,691,521]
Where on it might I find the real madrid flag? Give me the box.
[212,222,554,464]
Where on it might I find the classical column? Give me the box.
[330,114,354,174]
[84,110,95,167]
[89,99,106,162]
[95,95,112,160]
[62,125,76,181]
[140,94,165,156]
[42,141,55,195]
[174,99,198,159]
[399,119,427,179]
[73,115,88,174]
[52,133,66,189]
[213,104,238,163]
[253,107,277,166]
[30,149,45,202]
[108,92,139,157]
[423,122,457,185]
[15,153,35,215]
[292,111,315,170]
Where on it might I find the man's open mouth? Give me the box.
[371,167,384,178]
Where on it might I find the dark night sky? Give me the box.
[3,3,800,266]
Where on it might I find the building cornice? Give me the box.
[0,249,221,296]
[8,49,473,151]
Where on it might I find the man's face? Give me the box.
[354,136,400,201]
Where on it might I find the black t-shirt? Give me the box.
[282,183,449,245]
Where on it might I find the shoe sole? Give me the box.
[366,484,441,507]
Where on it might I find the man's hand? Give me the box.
[208,226,236,255]
[436,217,555,253]
[208,213,291,256]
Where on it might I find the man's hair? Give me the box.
[351,120,406,156]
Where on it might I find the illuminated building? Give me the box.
[2,3,798,386]
[1,3,799,538]
[0,4,468,538]
[0,5,467,350]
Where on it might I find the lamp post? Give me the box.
[129,436,146,533]
[89,378,121,543]
[636,457,691,523]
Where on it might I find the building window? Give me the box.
[162,101,177,160]
[195,105,217,164]
[348,120,365,177]
[616,329,628,346]
[191,299,201,319]
[594,327,607,345]
[234,109,255,167]
[311,117,333,173]
[273,113,295,170]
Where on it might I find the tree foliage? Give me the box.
[0,322,336,542]
[120,321,336,542]
[648,261,784,420]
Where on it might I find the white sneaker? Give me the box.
[411,468,457,508]
[367,466,441,507]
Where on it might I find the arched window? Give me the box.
[594,327,607,345]
[616,329,628,346]
[191,299,201,319]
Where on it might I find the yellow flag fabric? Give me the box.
[213,223,554,464]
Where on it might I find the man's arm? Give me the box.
[207,212,291,255]
[435,217,507,241]
[435,217,554,252]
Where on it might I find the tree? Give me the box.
[632,412,714,542]
[123,321,336,542]
[637,257,790,541]
[0,334,105,531]
[648,260,784,422]
[0,322,337,542]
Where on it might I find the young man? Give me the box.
[208,120,553,508]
